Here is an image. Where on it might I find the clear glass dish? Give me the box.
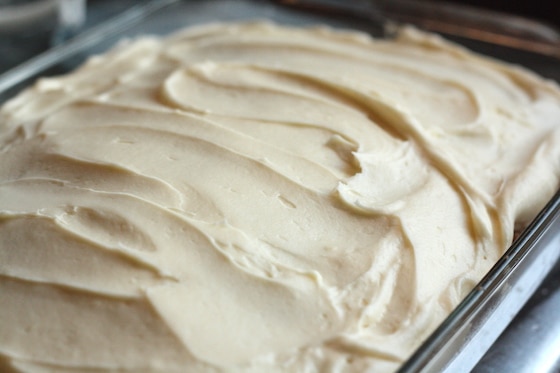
[1,1,559,371]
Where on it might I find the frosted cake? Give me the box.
[1,22,560,373]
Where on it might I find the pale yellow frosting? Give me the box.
[1,22,560,373]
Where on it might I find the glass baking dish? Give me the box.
[1,0,559,371]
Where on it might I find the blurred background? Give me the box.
[0,0,558,73]
[436,0,559,27]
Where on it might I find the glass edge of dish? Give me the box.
[0,0,179,101]
[398,189,560,372]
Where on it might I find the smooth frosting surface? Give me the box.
[1,22,560,373]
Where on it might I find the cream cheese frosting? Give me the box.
[1,22,560,373]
